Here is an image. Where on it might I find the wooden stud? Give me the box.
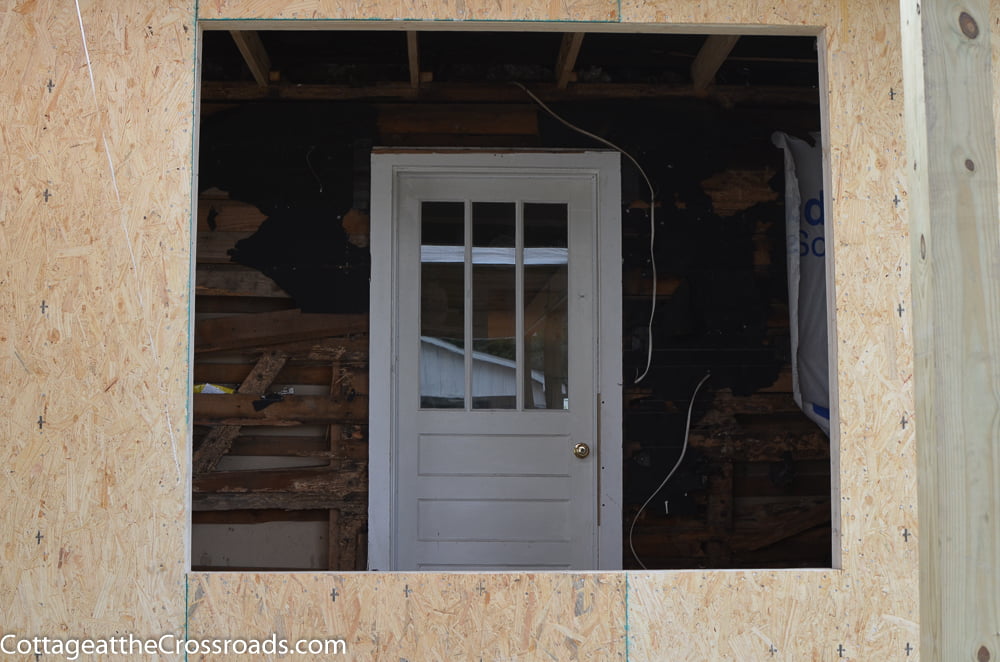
[901,0,1000,659]
[691,35,741,92]
[229,30,272,87]
[555,32,585,89]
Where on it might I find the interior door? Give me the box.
[369,152,621,571]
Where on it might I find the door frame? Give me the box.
[369,150,622,570]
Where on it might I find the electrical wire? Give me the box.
[512,82,658,383]
[628,371,711,570]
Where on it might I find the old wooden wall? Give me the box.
[0,0,923,660]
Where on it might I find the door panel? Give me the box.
[369,152,621,571]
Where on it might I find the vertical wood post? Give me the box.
[900,1,1000,659]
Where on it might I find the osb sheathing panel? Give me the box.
[0,0,195,654]
[188,573,625,659]
[1,0,918,660]
[197,0,619,22]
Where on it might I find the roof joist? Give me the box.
[230,30,272,87]
[691,34,741,91]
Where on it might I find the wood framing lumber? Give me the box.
[901,1,1000,659]
[192,393,369,425]
[193,351,289,473]
[406,31,420,88]
[194,309,369,353]
[555,33,585,89]
[192,493,364,512]
[193,465,367,494]
[201,81,819,105]
[229,30,272,87]
[691,35,741,91]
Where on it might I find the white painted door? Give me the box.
[369,152,621,571]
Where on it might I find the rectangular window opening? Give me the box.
[191,27,833,572]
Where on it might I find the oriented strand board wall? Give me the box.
[0,0,195,658]
[0,1,918,661]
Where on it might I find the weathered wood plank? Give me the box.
[192,509,329,524]
[901,1,1000,659]
[193,466,367,494]
[192,494,365,512]
[194,309,369,353]
[192,393,368,425]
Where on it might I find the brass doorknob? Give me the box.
[573,442,591,459]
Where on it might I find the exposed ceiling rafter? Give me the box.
[406,31,420,89]
[230,31,272,87]
[555,32,586,89]
[691,34,741,92]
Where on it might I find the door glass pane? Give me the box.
[420,201,465,409]
[471,202,517,409]
[523,203,569,409]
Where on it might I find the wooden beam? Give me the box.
[406,31,420,89]
[192,493,365,512]
[194,309,369,353]
[201,81,819,106]
[555,33,585,89]
[193,510,329,524]
[691,35,740,92]
[192,350,289,473]
[192,393,368,426]
[229,30,271,87]
[193,466,366,494]
[901,1,1000,660]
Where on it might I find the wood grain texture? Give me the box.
[905,0,1000,660]
[0,0,920,659]
[198,0,619,22]
[0,0,195,653]
[188,573,625,660]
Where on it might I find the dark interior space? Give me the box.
[192,28,829,571]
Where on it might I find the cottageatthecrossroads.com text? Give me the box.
[1,632,347,659]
